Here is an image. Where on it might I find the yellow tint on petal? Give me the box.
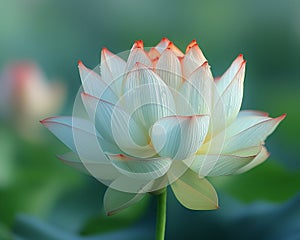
[171,169,218,210]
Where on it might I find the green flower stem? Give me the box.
[156,189,167,240]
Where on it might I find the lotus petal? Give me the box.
[171,169,218,210]
[81,93,156,158]
[104,187,145,216]
[123,63,176,131]
[151,115,210,160]
[78,61,118,103]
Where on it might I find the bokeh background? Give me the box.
[0,0,299,239]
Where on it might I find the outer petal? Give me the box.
[108,154,172,180]
[238,110,269,117]
[223,114,286,153]
[211,60,246,131]
[155,38,184,57]
[57,152,120,182]
[78,61,118,103]
[215,54,244,93]
[126,40,152,71]
[108,173,157,193]
[104,187,145,216]
[148,47,161,62]
[182,40,207,79]
[156,48,182,90]
[57,151,90,174]
[100,48,126,96]
[81,93,156,158]
[226,115,272,137]
[190,153,255,177]
[123,63,176,131]
[167,41,184,57]
[40,116,109,162]
[150,115,210,160]
[177,62,214,115]
[171,169,218,210]
[155,37,171,53]
[234,146,269,174]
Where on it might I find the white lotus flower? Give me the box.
[41,38,285,214]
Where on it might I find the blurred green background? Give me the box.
[0,0,299,239]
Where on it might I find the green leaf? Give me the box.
[171,169,219,210]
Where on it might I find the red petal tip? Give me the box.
[167,41,177,50]
[167,41,174,47]
[134,40,144,48]
[102,47,113,55]
[190,39,197,45]
[201,61,209,67]
[277,113,287,121]
[186,40,198,52]
[40,116,56,125]
[237,54,245,62]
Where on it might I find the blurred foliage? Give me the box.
[80,196,149,236]
[211,160,300,203]
[0,0,299,239]
[13,214,153,240]
[167,190,300,240]
[0,127,82,226]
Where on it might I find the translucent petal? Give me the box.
[229,145,262,157]
[167,41,184,57]
[156,49,182,90]
[123,63,176,131]
[182,40,207,79]
[216,54,244,93]
[57,152,90,174]
[171,169,218,210]
[126,40,152,71]
[108,173,153,193]
[108,154,172,180]
[148,47,161,61]
[223,114,286,153]
[150,115,210,160]
[177,62,214,115]
[81,93,156,158]
[211,60,246,130]
[78,61,118,103]
[191,153,255,177]
[155,37,171,53]
[57,152,120,182]
[40,116,109,162]
[100,48,126,96]
[103,187,145,216]
[238,110,269,117]
[226,115,271,137]
[235,146,269,174]
[154,38,184,57]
